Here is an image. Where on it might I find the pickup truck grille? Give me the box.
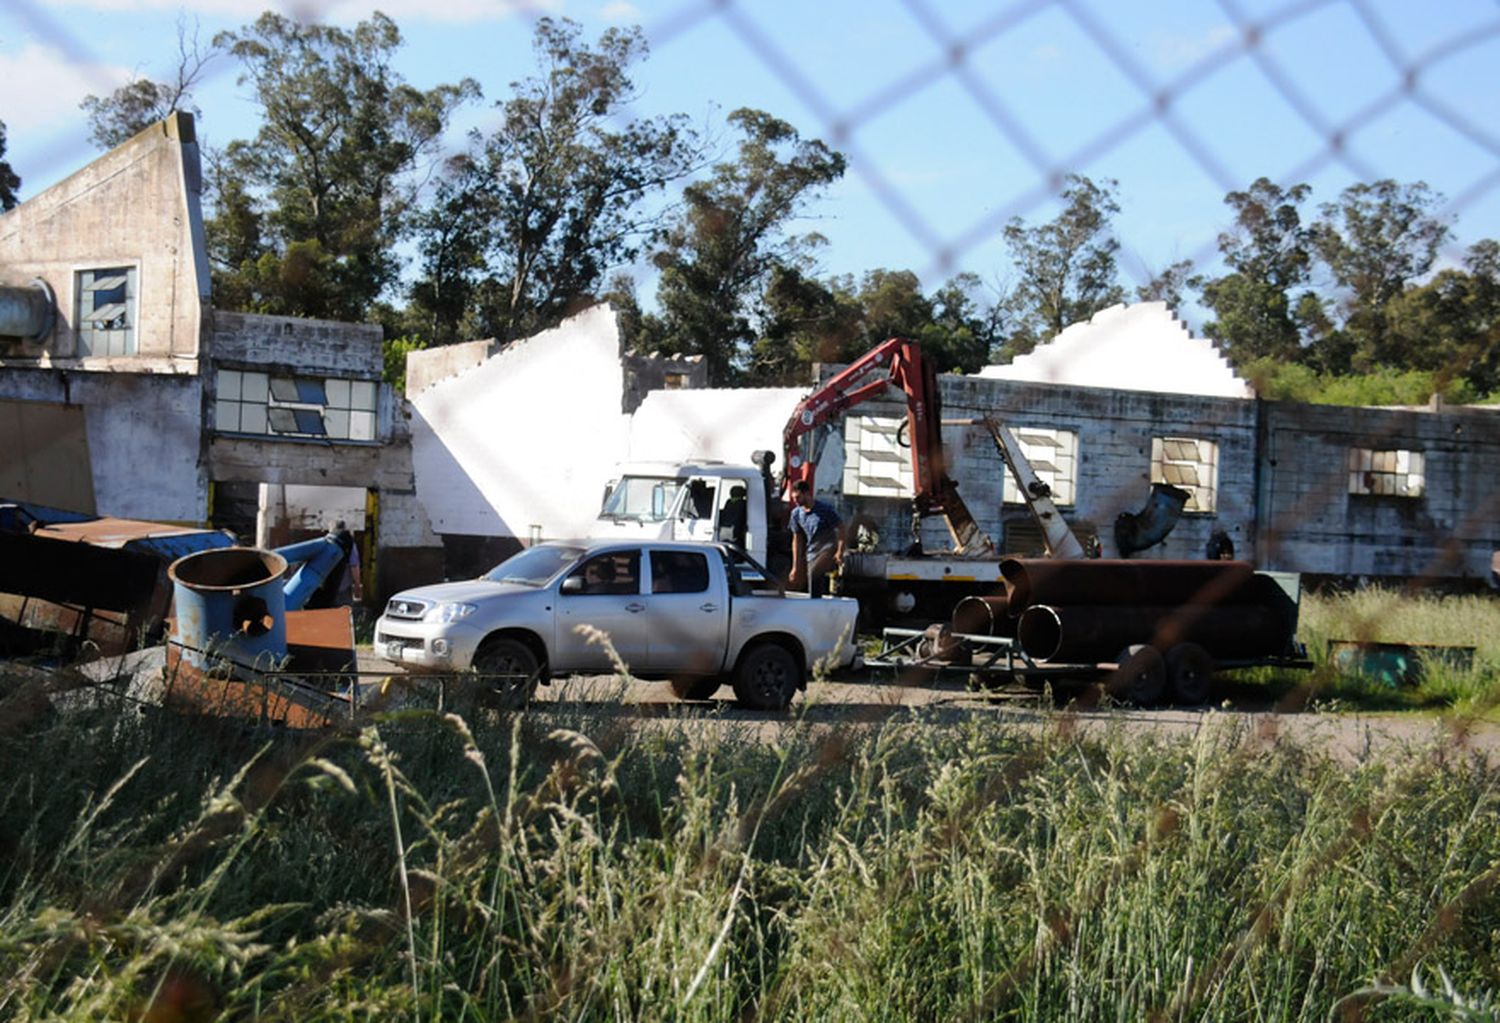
[384,597,430,620]
[378,634,425,652]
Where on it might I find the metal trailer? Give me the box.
[865,625,1312,706]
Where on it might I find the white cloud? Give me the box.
[0,43,132,134]
[1151,24,1238,69]
[40,0,558,22]
[599,1,640,22]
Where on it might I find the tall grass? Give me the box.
[1292,588,1500,713]
[3,673,1500,1021]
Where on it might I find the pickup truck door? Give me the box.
[642,547,730,675]
[554,549,650,674]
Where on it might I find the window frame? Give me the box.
[1003,426,1079,507]
[1347,446,1425,498]
[75,265,139,357]
[213,368,380,443]
[1151,436,1220,513]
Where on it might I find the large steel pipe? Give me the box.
[1017,603,1293,664]
[1000,558,1261,616]
[0,281,55,340]
[951,594,1012,637]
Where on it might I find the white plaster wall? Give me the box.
[627,387,805,464]
[409,304,631,540]
[979,302,1252,399]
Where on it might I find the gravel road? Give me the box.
[359,653,1500,764]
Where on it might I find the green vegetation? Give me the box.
[3,668,1499,1021]
[1213,588,1500,718]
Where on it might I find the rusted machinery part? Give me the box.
[951,594,1013,637]
[999,558,1262,617]
[1016,603,1291,664]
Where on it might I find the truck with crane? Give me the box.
[592,336,1090,626]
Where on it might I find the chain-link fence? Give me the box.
[4,1,1498,592]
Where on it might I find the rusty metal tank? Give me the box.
[167,547,289,674]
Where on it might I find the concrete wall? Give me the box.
[406,338,503,397]
[827,371,1259,560]
[0,369,205,520]
[211,310,383,378]
[0,113,211,519]
[978,301,1252,399]
[0,112,208,366]
[408,303,633,547]
[621,351,709,413]
[1258,401,1500,582]
[627,387,804,465]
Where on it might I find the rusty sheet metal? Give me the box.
[999,559,1262,616]
[0,502,235,656]
[1016,603,1294,664]
[0,593,132,655]
[160,653,347,729]
[284,606,357,678]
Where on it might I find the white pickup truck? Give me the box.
[374,540,860,710]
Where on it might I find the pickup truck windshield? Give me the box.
[483,545,586,586]
[600,476,684,523]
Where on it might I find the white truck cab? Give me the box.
[593,461,773,559]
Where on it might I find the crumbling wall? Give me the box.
[406,304,631,576]
[0,112,208,364]
[1257,401,1500,582]
[620,351,709,412]
[823,369,1259,562]
[211,311,383,377]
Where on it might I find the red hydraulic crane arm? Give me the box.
[781,337,993,555]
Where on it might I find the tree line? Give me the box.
[54,12,1500,401]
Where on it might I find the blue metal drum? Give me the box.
[168,547,290,674]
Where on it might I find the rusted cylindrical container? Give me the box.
[1016,602,1292,664]
[168,547,289,673]
[1000,559,1261,616]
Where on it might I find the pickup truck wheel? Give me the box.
[732,643,801,711]
[669,676,721,701]
[1166,643,1216,705]
[472,638,541,710]
[1108,644,1165,707]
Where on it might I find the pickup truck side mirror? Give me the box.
[560,576,584,594]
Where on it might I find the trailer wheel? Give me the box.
[669,676,721,701]
[472,638,541,710]
[1109,644,1165,706]
[732,642,801,711]
[1166,643,1216,705]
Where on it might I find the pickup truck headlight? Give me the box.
[424,601,479,624]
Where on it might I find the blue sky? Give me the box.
[3,0,1498,329]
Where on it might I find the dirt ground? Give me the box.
[357,652,1500,764]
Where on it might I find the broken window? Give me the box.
[76,267,137,356]
[663,373,688,389]
[1003,427,1078,506]
[843,415,914,498]
[1348,447,1425,497]
[1152,437,1219,512]
[214,369,379,442]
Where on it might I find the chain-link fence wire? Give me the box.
[8,3,1500,704]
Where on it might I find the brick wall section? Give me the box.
[209,311,383,377]
[1258,401,1500,581]
[822,368,1259,562]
